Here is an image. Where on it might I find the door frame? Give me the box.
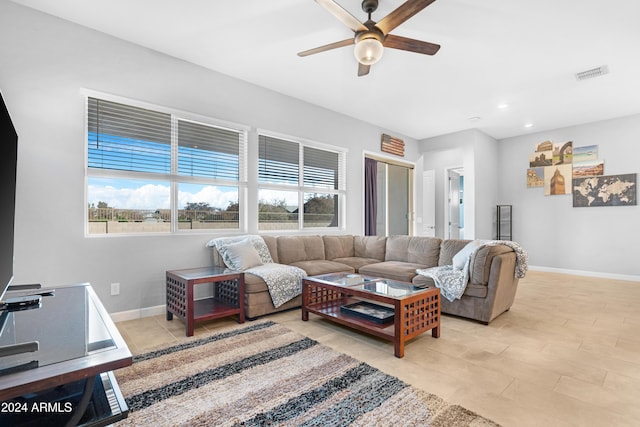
[422,169,436,237]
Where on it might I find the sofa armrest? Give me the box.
[482,252,520,321]
[469,244,513,285]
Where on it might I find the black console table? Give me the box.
[0,283,132,426]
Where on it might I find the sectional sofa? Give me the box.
[210,235,522,324]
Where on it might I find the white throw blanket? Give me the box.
[416,240,528,302]
[245,263,307,308]
[206,236,306,308]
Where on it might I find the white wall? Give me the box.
[418,129,499,240]
[499,114,640,278]
[0,2,419,313]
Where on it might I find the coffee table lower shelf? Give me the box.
[302,286,440,358]
[305,299,397,339]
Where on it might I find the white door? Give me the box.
[422,170,435,237]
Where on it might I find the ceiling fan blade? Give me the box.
[383,34,440,55]
[358,63,371,77]
[375,0,437,35]
[315,0,367,32]
[298,38,354,57]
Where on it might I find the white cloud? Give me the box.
[88,183,170,209]
[88,179,240,210]
[177,185,238,210]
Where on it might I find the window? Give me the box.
[258,134,345,231]
[86,97,247,235]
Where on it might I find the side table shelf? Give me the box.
[166,266,245,336]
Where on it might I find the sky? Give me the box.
[87,177,301,210]
[88,178,238,210]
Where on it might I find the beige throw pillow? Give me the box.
[222,239,263,271]
[452,240,483,270]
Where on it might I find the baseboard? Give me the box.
[110,304,166,323]
[528,265,640,282]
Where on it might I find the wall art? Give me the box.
[573,173,637,207]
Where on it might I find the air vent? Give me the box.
[575,65,609,81]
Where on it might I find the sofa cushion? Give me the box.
[462,284,488,298]
[290,260,354,276]
[385,236,441,266]
[354,236,386,260]
[438,239,471,266]
[277,235,325,264]
[411,275,488,298]
[331,257,382,272]
[323,235,354,259]
[359,261,427,283]
[244,272,270,294]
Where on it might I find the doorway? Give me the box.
[364,156,413,236]
[446,167,464,239]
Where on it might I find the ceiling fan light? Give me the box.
[354,38,383,65]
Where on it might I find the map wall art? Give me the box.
[573,174,637,207]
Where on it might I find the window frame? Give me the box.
[84,92,249,236]
[257,130,347,232]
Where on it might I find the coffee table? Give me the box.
[302,273,440,358]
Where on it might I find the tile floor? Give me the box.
[116,271,640,427]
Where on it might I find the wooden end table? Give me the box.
[166,266,245,336]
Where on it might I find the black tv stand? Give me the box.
[0,284,132,427]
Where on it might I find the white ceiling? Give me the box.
[11,0,640,140]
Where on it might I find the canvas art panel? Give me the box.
[530,151,552,167]
[535,140,553,152]
[552,141,573,165]
[573,160,604,177]
[544,164,572,195]
[573,173,637,207]
[527,167,544,187]
[573,145,598,162]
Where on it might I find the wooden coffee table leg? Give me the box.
[301,281,309,321]
[432,324,440,338]
[394,339,405,358]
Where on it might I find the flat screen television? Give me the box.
[0,90,17,305]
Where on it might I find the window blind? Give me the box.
[303,146,339,190]
[178,120,241,180]
[258,135,299,185]
[87,98,172,173]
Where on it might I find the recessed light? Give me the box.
[498,104,509,109]
[468,116,482,122]
[524,123,533,128]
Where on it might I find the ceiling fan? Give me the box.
[298,0,440,76]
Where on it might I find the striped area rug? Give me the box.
[115,321,499,426]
